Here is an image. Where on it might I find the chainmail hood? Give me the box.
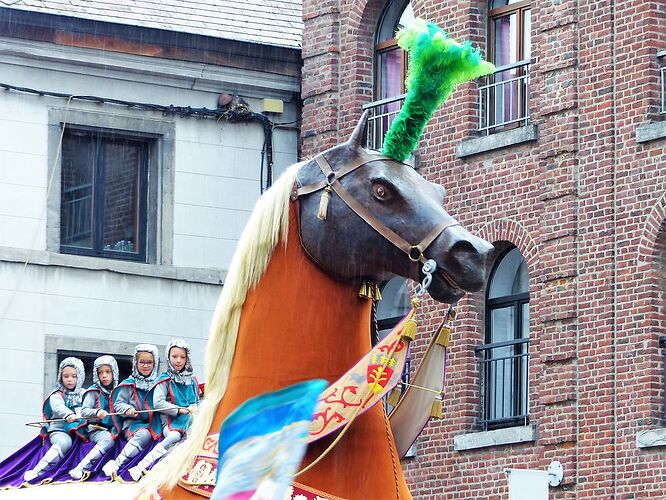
[92,355,119,396]
[132,344,160,391]
[57,357,85,408]
[165,339,195,385]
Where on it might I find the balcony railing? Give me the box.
[478,60,531,135]
[475,337,529,430]
[658,51,666,114]
[363,94,406,150]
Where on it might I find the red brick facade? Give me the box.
[301,0,666,497]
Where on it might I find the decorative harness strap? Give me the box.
[294,151,461,265]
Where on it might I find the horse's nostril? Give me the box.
[445,238,491,290]
[450,240,480,261]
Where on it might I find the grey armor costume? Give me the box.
[101,344,160,478]
[24,357,85,482]
[128,339,198,481]
[69,355,119,480]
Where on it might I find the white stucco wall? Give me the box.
[0,36,299,459]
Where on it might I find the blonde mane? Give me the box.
[143,162,303,491]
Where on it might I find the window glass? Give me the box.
[492,13,518,67]
[377,2,413,44]
[488,247,529,298]
[490,0,524,7]
[377,278,410,323]
[377,48,404,101]
[102,139,143,254]
[523,9,532,61]
[60,129,148,261]
[60,134,95,249]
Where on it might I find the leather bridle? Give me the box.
[292,150,461,267]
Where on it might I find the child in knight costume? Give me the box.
[23,357,85,482]
[102,344,162,477]
[128,339,200,481]
[69,355,119,479]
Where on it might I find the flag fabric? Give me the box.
[211,379,328,500]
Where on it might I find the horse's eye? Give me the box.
[372,183,391,201]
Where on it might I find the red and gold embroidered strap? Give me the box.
[307,309,412,441]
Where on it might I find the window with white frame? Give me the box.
[479,0,531,134]
[365,1,413,150]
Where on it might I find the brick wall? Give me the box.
[302,0,666,497]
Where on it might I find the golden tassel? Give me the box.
[387,387,401,406]
[372,284,382,301]
[435,325,452,347]
[358,281,369,299]
[402,316,417,342]
[401,298,420,342]
[317,186,332,220]
[430,397,443,419]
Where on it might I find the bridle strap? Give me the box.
[297,153,460,265]
[296,150,394,197]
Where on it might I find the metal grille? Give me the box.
[363,94,406,150]
[478,60,531,135]
[476,337,529,430]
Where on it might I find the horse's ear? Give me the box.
[347,110,369,150]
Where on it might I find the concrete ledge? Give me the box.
[636,428,666,448]
[454,424,537,451]
[0,246,226,285]
[636,121,666,143]
[457,124,538,158]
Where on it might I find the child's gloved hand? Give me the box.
[187,404,199,416]
[96,409,108,419]
[124,408,138,418]
[66,413,78,423]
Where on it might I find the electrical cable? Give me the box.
[1,80,277,193]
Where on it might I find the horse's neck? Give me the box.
[230,203,372,386]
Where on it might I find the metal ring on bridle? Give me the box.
[408,246,423,262]
[326,171,336,185]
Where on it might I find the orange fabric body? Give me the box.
[161,203,411,500]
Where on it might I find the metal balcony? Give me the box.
[362,94,406,150]
[475,337,529,430]
[478,60,531,135]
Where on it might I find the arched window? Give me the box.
[366,1,413,149]
[375,277,411,341]
[479,0,531,134]
[477,246,530,429]
[374,276,412,409]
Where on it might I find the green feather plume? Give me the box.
[382,19,495,162]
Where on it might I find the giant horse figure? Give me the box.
[148,105,494,499]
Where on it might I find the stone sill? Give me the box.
[454,424,537,451]
[636,428,666,449]
[0,246,226,285]
[636,121,666,143]
[456,124,538,158]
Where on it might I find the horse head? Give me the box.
[296,111,493,304]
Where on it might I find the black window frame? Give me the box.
[59,126,150,263]
[477,246,530,430]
